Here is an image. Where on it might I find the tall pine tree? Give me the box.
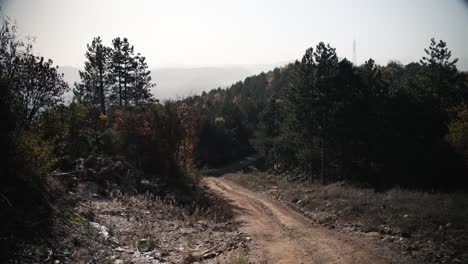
[74,36,111,114]
[132,53,154,105]
[110,37,135,107]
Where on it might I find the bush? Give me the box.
[14,129,58,181]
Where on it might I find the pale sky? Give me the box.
[2,0,468,69]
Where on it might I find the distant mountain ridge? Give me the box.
[58,58,468,103]
[151,66,252,99]
[58,64,285,102]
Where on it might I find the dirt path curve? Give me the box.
[205,176,389,264]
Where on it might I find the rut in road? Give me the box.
[205,176,390,264]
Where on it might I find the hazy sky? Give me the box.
[2,0,468,69]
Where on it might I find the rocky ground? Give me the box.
[6,157,250,264]
[226,170,468,264]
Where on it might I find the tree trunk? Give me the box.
[320,143,325,184]
[118,73,122,107]
[123,64,127,107]
[99,71,106,115]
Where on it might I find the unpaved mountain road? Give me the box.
[205,176,392,264]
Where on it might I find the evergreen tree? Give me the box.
[132,53,154,105]
[420,38,460,111]
[74,36,111,114]
[110,37,135,107]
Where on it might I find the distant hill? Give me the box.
[150,67,252,100]
[57,64,285,102]
[58,66,80,103]
[458,57,468,72]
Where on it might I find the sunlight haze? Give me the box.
[3,0,468,69]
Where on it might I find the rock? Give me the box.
[114,260,124,264]
[366,232,380,238]
[51,171,74,181]
[202,251,217,259]
[115,247,128,252]
[90,222,110,239]
[381,235,393,242]
[196,220,208,227]
[136,239,155,252]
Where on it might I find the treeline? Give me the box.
[189,40,468,190]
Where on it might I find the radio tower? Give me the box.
[352,39,357,65]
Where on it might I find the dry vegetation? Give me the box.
[227,171,468,264]
[9,176,249,264]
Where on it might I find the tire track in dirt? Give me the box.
[205,176,389,264]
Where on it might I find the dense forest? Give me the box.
[191,41,468,190]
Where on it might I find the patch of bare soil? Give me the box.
[205,176,406,264]
[226,171,468,264]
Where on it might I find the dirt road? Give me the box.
[205,176,390,264]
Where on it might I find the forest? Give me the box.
[1,11,468,263]
[193,42,468,190]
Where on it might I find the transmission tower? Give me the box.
[353,39,357,65]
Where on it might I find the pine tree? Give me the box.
[132,53,154,105]
[110,37,135,107]
[74,37,111,114]
[420,38,460,110]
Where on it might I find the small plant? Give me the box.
[225,248,248,264]
[64,211,87,227]
[204,196,234,223]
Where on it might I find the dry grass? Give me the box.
[227,172,468,263]
[224,248,248,264]
[202,196,235,223]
